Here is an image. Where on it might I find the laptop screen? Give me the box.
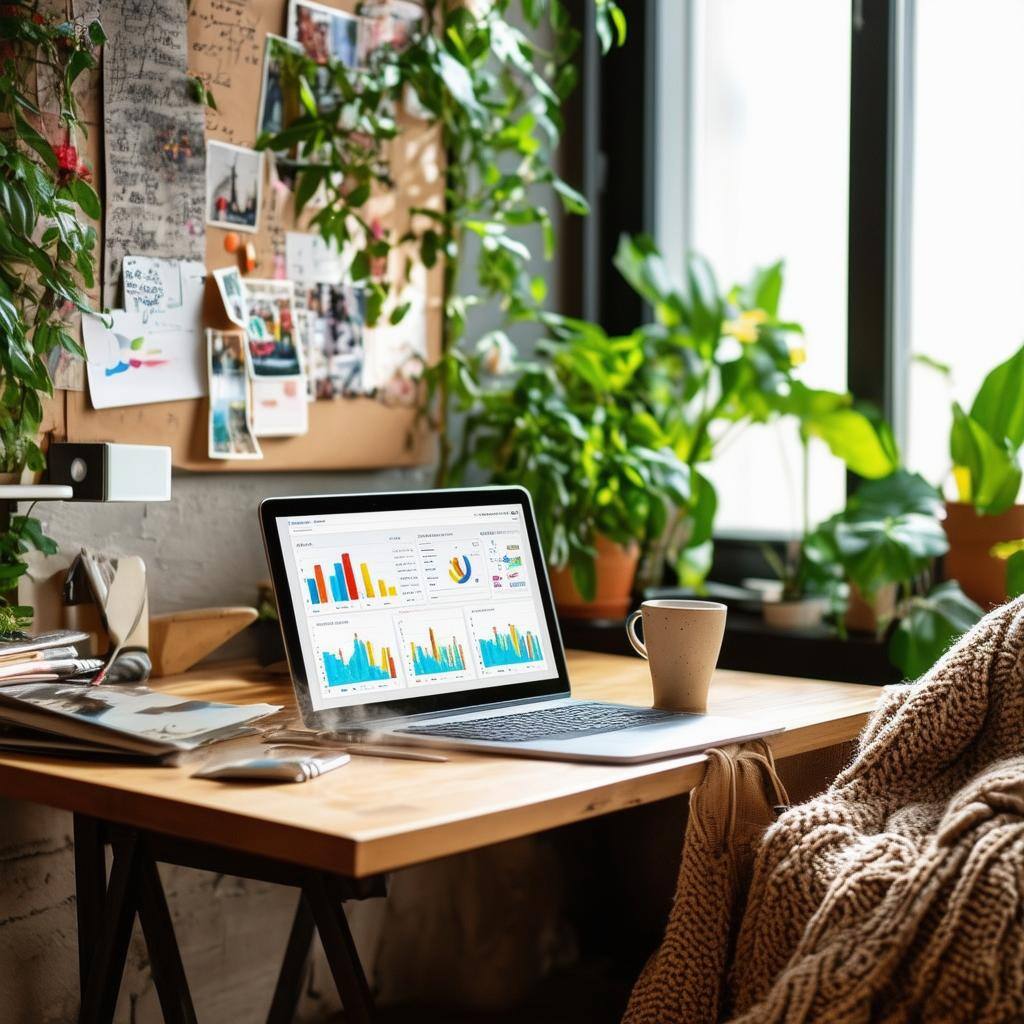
[275,501,559,710]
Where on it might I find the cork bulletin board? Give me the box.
[60,0,442,472]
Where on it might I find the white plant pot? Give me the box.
[763,598,827,630]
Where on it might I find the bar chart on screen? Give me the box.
[396,610,475,684]
[301,542,421,608]
[468,601,548,675]
[312,616,403,692]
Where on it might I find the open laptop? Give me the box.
[259,487,781,763]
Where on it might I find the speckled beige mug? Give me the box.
[625,600,727,713]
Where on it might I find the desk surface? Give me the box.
[0,652,882,877]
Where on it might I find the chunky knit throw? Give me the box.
[624,597,1024,1024]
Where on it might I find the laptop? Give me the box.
[259,486,781,763]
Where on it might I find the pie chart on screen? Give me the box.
[448,556,472,584]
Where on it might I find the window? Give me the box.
[654,0,852,535]
[905,0,1024,488]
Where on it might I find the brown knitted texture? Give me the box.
[625,597,1024,1024]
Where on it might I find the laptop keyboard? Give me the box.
[396,703,677,743]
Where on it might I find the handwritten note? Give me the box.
[188,0,263,145]
[102,0,206,306]
[123,256,181,317]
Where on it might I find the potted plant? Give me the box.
[809,470,949,634]
[457,323,690,619]
[944,344,1024,607]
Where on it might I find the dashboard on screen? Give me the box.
[274,502,558,710]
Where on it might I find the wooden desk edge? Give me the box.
[0,709,872,878]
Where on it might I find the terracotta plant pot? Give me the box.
[943,501,1024,609]
[549,535,639,620]
[844,582,897,635]
[762,597,827,631]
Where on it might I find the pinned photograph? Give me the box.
[257,35,302,139]
[243,279,305,378]
[300,282,366,398]
[252,378,310,437]
[208,329,262,460]
[206,141,263,233]
[358,0,422,63]
[213,266,249,328]
[288,0,360,67]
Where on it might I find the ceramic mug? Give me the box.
[625,599,727,713]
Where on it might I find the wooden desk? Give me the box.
[0,651,883,1024]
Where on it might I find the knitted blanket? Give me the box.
[624,597,1024,1024]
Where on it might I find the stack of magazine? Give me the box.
[0,630,104,684]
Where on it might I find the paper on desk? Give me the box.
[84,259,207,409]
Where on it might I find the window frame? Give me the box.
[581,0,912,541]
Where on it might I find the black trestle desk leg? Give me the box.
[79,838,140,1024]
[303,873,375,1024]
[266,893,316,1024]
[136,847,198,1024]
[74,814,107,1003]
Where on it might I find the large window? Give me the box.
[905,0,1024,488]
[641,0,1024,539]
[677,0,852,535]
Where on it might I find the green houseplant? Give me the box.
[809,470,949,634]
[0,4,103,624]
[944,342,1024,607]
[612,236,900,595]
[458,320,690,616]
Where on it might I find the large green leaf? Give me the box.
[801,402,900,479]
[950,403,1022,515]
[1007,549,1024,599]
[889,581,983,680]
[844,469,944,519]
[830,513,947,597]
[970,343,1024,451]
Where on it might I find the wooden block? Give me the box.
[149,606,259,676]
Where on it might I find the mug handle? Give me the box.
[626,609,647,659]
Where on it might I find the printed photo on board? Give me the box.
[257,35,302,139]
[206,142,263,233]
[287,0,360,111]
[301,283,365,398]
[288,0,360,67]
[213,266,249,328]
[243,279,305,378]
[207,330,262,460]
[358,0,422,63]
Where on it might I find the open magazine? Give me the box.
[0,683,281,762]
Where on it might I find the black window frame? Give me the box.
[573,0,902,519]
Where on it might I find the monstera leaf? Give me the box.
[889,581,983,680]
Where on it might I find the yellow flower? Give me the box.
[789,344,807,367]
[953,465,972,502]
[722,308,767,345]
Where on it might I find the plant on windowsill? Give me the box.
[0,5,104,625]
[456,322,691,619]
[941,342,1024,608]
[612,235,902,596]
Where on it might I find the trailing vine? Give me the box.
[260,0,625,483]
[0,2,104,616]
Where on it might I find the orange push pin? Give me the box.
[223,231,241,254]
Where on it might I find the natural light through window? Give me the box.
[905,0,1024,498]
[683,0,851,535]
